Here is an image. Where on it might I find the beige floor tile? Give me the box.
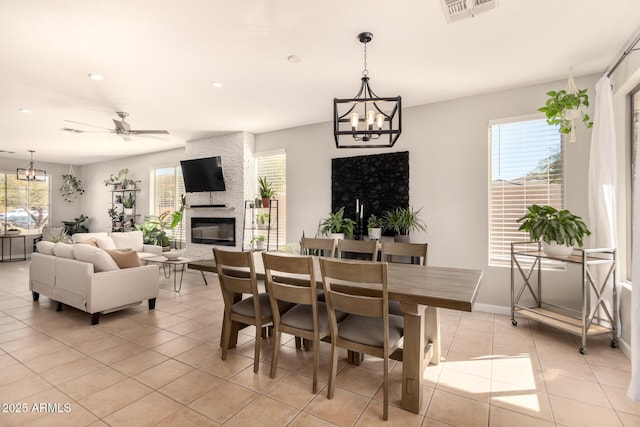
[334,364,384,398]
[159,369,224,405]
[152,335,202,358]
[491,363,546,392]
[155,407,221,426]
[39,355,105,385]
[111,349,169,376]
[421,417,454,426]
[449,336,493,358]
[229,363,286,392]
[0,362,38,386]
[23,347,84,373]
[436,367,491,403]
[165,318,208,335]
[134,329,182,349]
[103,391,183,427]
[0,375,52,402]
[265,372,326,409]
[538,353,596,382]
[198,351,254,379]
[133,358,194,389]
[548,394,623,426]
[544,372,611,407]
[490,384,554,422]
[591,364,633,388]
[426,389,489,427]
[355,399,424,426]
[442,350,493,379]
[288,411,339,427]
[57,366,127,400]
[224,395,299,427]
[618,411,640,426]
[91,341,147,365]
[602,384,640,416]
[305,386,369,426]
[79,378,153,418]
[188,381,258,423]
[173,342,219,368]
[489,405,555,427]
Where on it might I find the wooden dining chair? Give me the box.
[336,239,379,261]
[213,248,292,373]
[262,252,335,393]
[300,237,336,257]
[381,242,428,316]
[319,258,404,421]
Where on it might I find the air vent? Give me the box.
[441,0,497,23]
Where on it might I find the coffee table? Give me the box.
[145,255,194,292]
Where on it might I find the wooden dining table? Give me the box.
[193,253,483,414]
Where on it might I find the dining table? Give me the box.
[192,252,483,414]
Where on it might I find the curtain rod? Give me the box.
[606,33,640,78]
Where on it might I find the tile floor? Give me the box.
[0,259,638,426]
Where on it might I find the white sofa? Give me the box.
[71,231,163,260]
[30,244,159,325]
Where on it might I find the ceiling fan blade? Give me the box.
[64,120,112,131]
[129,130,170,135]
[60,127,108,134]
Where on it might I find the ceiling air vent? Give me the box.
[441,0,497,23]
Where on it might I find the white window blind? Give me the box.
[256,151,286,247]
[489,117,563,266]
[150,166,186,245]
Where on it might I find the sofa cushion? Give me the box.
[36,241,55,255]
[106,249,143,269]
[77,238,98,247]
[72,232,109,244]
[53,242,75,258]
[110,231,144,252]
[72,244,119,272]
[96,236,117,250]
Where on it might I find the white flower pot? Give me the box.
[542,241,573,258]
[330,233,345,241]
[368,228,382,240]
[256,240,267,250]
[124,208,134,216]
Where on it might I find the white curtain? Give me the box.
[630,98,640,401]
[587,76,618,337]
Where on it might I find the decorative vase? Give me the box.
[368,228,382,240]
[124,208,134,216]
[394,234,410,243]
[329,233,345,241]
[4,230,20,236]
[542,241,573,258]
[256,240,267,250]
[262,198,270,208]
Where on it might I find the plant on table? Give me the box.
[320,206,356,240]
[383,206,427,240]
[516,204,591,249]
[258,176,275,207]
[103,168,129,188]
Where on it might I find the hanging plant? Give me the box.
[538,73,593,142]
[59,167,85,203]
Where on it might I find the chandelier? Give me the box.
[17,150,47,181]
[333,32,401,149]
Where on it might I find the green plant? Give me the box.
[122,193,135,209]
[136,196,185,248]
[61,214,89,235]
[256,213,270,225]
[383,206,427,235]
[48,230,69,243]
[538,89,593,135]
[103,168,129,187]
[107,207,121,222]
[258,176,275,199]
[122,178,140,189]
[367,214,384,230]
[516,204,591,247]
[59,173,85,203]
[320,206,356,239]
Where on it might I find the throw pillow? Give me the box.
[96,236,117,250]
[53,242,75,259]
[77,237,98,247]
[72,244,119,272]
[105,249,142,269]
[36,241,55,255]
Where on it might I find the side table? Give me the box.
[0,235,27,262]
[145,255,193,292]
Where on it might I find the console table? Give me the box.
[0,235,27,262]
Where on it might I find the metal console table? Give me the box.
[510,241,617,354]
[0,234,27,262]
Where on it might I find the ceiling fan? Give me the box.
[61,112,169,141]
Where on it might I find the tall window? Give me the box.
[256,151,286,246]
[489,116,563,266]
[0,172,50,234]
[149,166,185,245]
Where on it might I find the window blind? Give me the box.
[489,117,563,266]
[150,166,186,245]
[256,151,286,247]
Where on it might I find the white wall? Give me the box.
[256,74,600,310]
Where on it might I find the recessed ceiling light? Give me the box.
[287,55,302,64]
[88,73,104,81]
[19,108,32,113]
[210,81,223,88]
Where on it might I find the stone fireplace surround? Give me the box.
[182,132,256,260]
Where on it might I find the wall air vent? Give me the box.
[440,0,497,23]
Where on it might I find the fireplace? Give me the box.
[191,217,236,246]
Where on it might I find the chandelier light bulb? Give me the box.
[376,113,385,129]
[350,113,359,131]
[366,110,375,129]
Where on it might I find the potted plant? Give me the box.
[367,214,384,240]
[122,178,140,190]
[516,204,591,257]
[384,206,427,243]
[103,168,129,189]
[107,207,121,227]
[59,173,85,203]
[5,228,21,236]
[258,176,275,208]
[320,206,356,240]
[251,234,267,251]
[61,214,89,235]
[256,213,270,229]
[122,193,135,215]
[539,88,593,142]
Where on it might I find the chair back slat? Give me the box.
[337,239,379,261]
[262,253,316,305]
[301,237,336,257]
[213,249,257,296]
[381,242,428,265]
[329,291,384,317]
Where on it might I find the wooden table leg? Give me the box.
[425,306,441,365]
[399,302,427,414]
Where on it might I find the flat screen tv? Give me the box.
[180,156,226,192]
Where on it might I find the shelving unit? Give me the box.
[109,188,140,232]
[510,241,617,354]
[242,199,278,251]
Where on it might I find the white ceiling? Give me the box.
[1,0,639,165]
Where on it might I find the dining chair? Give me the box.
[213,248,292,373]
[381,242,428,316]
[336,239,379,261]
[319,258,404,421]
[262,252,333,393]
[300,237,337,257]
